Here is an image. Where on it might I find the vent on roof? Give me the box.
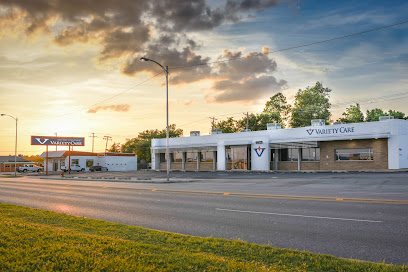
[311,119,326,126]
[211,129,222,134]
[190,131,200,136]
[333,122,346,125]
[267,123,282,130]
[379,116,394,121]
[240,129,251,132]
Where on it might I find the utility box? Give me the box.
[190,131,200,136]
[311,119,326,126]
[267,123,282,130]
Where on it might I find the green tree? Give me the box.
[290,82,332,128]
[263,92,291,126]
[120,124,183,162]
[365,108,386,122]
[213,117,240,133]
[108,142,121,153]
[387,110,405,119]
[237,112,282,131]
[337,103,364,123]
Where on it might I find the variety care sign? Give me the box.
[31,136,85,146]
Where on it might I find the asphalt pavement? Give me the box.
[0,172,407,265]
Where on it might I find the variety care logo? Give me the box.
[306,127,355,136]
[254,146,266,157]
[35,137,49,145]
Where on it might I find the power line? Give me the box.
[169,20,408,70]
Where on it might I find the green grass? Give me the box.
[0,203,405,271]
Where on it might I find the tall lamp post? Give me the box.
[140,57,170,181]
[1,114,18,177]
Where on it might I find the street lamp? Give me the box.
[140,57,170,181]
[1,114,18,177]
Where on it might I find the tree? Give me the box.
[290,82,332,128]
[23,155,44,164]
[365,108,386,122]
[337,103,364,123]
[120,124,183,162]
[263,92,291,126]
[237,112,282,131]
[387,110,405,119]
[108,142,121,153]
[213,117,240,133]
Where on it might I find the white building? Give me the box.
[39,151,137,172]
[151,119,408,171]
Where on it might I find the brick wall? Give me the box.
[185,162,197,171]
[170,162,182,170]
[319,139,388,170]
[200,162,215,171]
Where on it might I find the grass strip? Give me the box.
[0,203,405,271]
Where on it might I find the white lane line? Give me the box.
[215,208,383,223]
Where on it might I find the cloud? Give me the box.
[87,104,130,113]
[0,1,287,102]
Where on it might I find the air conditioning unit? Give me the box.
[333,122,346,125]
[211,129,222,134]
[240,129,251,132]
[379,116,394,121]
[190,131,200,136]
[311,119,326,126]
[267,123,282,130]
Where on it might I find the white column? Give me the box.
[297,148,301,171]
[213,151,217,171]
[182,152,186,171]
[217,144,226,171]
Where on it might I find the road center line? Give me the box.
[215,208,383,223]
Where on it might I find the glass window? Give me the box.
[173,152,183,162]
[201,151,214,162]
[160,153,166,163]
[301,148,320,161]
[226,148,232,163]
[186,152,198,162]
[232,146,248,169]
[86,159,94,167]
[71,159,79,165]
[280,149,298,161]
[335,148,373,161]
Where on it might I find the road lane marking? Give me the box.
[215,208,383,223]
[223,193,230,196]
[336,198,344,201]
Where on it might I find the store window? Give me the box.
[201,151,214,162]
[71,159,79,165]
[186,152,198,162]
[173,152,183,162]
[160,153,166,163]
[280,149,298,161]
[335,148,373,161]
[86,159,94,167]
[302,148,320,161]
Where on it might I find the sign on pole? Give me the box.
[31,136,85,146]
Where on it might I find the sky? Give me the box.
[0,0,407,156]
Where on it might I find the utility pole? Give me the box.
[55,132,57,151]
[244,112,249,131]
[89,133,98,153]
[103,136,112,154]
[209,116,217,131]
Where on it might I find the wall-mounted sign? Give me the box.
[255,141,263,144]
[254,146,266,157]
[306,127,355,136]
[31,136,85,146]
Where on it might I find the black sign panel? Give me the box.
[31,136,85,146]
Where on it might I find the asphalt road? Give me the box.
[0,173,407,265]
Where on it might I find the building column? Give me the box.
[274,149,279,171]
[297,148,301,171]
[152,152,160,170]
[217,144,226,171]
[182,152,186,171]
[197,152,200,171]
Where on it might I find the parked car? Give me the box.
[89,166,108,172]
[17,164,43,172]
[61,165,85,172]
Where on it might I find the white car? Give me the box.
[61,165,85,172]
[18,165,43,172]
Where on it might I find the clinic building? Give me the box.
[151,119,408,171]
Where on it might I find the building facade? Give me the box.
[0,155,34,172]
[39,151,138,172]
[151,119,408,171]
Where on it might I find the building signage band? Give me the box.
[306,127,355,136]
[31,136,85,146]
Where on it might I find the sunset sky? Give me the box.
[0,0,407,155]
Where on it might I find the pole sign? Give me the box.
[31,136,85,146]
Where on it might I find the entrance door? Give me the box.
[53,162,58,171]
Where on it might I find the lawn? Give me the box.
[0,203,405,271]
